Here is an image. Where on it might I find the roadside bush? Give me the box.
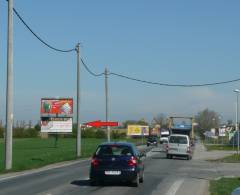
[24,128,38,138]
[0,127,4,138]
[95,129,106,138]
[82,128,96,138]
[13,128,25,138]
[111,130,126,139]
[13,127,39,138]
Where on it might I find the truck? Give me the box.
[168,116,195,146]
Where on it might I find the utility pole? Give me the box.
[5,0,13,170]
[105,68,110,142]
[76,43,81,157]
[236,92,239,155]
[234,89,240,155]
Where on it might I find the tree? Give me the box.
[227,120,233,126]
[195,108,220,138]
[152,113,167,128]
[122,119,149,128]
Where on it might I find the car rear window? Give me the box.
[96,145,133,156]
[169,136,188,144]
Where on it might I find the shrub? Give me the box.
[13,127,38,138]
[0,127,4,138]
[111,130,126,139]
[95,129,106,138]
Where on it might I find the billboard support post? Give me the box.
[76,43,81,157]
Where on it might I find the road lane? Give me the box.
[0,143,216,195]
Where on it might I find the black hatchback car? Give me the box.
[89,142,145,187]
[146,136,158,147]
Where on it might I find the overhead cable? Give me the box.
[13,8,76,53]
[81,58,105,77]
[11,4,240,87]
[109,72,240,87]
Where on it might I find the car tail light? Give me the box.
[128,156,137,167]
[91,157,99,167]
[165,144,169,151]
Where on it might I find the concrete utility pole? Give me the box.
[105,68,110,142]
[76,43,81,157]
[234,89,240,155]
[5,0,13,170]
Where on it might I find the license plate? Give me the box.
[104,171,121,175]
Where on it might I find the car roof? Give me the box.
[99,142,134,147]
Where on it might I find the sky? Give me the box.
[1,0,240,124]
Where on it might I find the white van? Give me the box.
[166,134,192,160]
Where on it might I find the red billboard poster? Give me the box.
[41,98,73,116]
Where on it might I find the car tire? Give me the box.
[90,179,97,186]
[167,154,171,159]
[139,172,144,183]
[186,155,190,160]
[132,173,140,187]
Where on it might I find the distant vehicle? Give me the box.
[160,129,170,144]
[89,142,145,187]
[146,136,158,147]
[166,134,192,160]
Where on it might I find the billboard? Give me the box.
[127,125,149,136]
[41,98,73,116]
[219,127,226,137]
[41,117,72,133]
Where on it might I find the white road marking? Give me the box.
[165,179,184,195]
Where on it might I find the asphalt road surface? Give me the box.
[0,143,224,195]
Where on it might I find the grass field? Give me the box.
[209,154,240,163]
[0,137,144,173]
[210,177,240,195]
[205,144,235,151]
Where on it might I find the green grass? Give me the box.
[205,145,234,151]
[210,177,240,195]
[209,154,240,163]
[0,137,143,173]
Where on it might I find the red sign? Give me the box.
[85,120,118,128]
[41,98,73,116]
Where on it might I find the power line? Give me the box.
[13,7,76,53]
[11,4,240,87]
[81,58,105,77]
[109,72,240,87]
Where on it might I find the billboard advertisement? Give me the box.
[41,117,72,133]
[127,125,149,136]
[219,127,226,137]
[41,98,73,116]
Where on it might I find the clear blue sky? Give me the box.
[1,0,240,124]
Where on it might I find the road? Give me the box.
[0,142,239,195]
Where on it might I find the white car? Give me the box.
[166,134,192,160]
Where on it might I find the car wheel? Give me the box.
[90,179,97,186]
[139,172,144,183]
[132,173,140,187]
[186,155,190,160]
